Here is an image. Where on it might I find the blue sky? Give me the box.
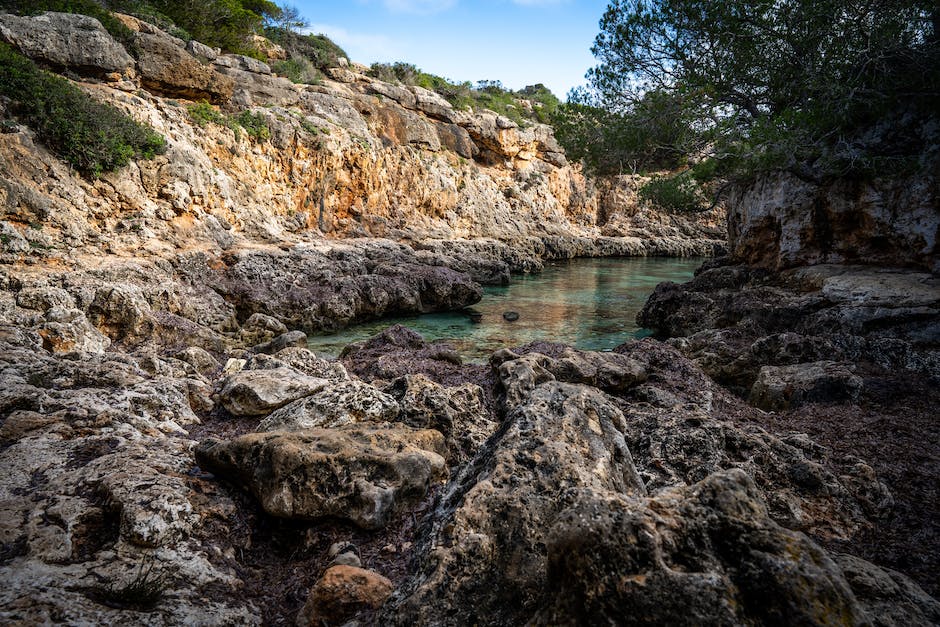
[292,0,611,99]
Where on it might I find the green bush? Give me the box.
[0,43,165,176]
[186,100,226,126]
[271,56,321,84]
[234,110,269,141]
[265,28,349,71]
[639,172,706,213]
[186,101,270,142]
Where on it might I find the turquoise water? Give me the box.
[308,256,702,360]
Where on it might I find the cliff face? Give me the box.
[0,11,723,268]
[726,171,940,273]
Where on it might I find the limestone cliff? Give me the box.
[0,11,723,273]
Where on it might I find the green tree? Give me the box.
[572,0,939,179]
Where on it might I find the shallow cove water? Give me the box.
[309,256,703,360]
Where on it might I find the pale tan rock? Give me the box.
[218,367,329,416]
[195,425,447,529]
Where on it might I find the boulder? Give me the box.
[134,31,234,103]
[298,565,393,627]
[249,330,307,355]
[533,470,868,626]
[385,382,645,623]
[383,374,492,461]
[195,425,447,529]
[215,66,299,107]
[257,379,399,431]
[217,367,328,416]
[0,12,134,76]
[237,311,287,347]
[38,308,110,354]
[749,361,863,411]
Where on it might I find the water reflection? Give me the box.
[308,256,702,361]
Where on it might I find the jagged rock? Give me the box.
[749,361,863,411]
[832,553,940,625]
[265,346,350,381]
[15,286,74,311]
[216,67,299,107]
[409,86,457,123]
[249,330,307,354]
[206,246,483,332]
[0,12,134,76]
[217,367,328,417]
[133,30,234,103]
[256,379,399,431]
[213,53,271,74]
[237,312,287,347]
[726,171,940,272]
[87,283,153,341]
[298,565,393,627]
[383,374,492,462]
[195,425,447,529]
[533,470,868,626]
[386,382,645,623]
[38,308,110,354]
[175,346,220,376]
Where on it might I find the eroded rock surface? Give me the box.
[195,425,448,529]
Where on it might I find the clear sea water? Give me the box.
[308,256,702,361]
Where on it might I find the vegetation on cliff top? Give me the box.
[0,42,165,176]
[368,62,560,126]
[554,0,940,205]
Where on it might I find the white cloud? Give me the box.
[305,23,405,62]
[382,0,457,14]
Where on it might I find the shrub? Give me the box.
[265,28,349,71]
[186,100,226,127]
[638,172,707,213]
[234,110,269,141]
[0,43,165,176]
[271,56,321,84]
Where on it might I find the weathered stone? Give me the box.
[383,374,492,461]
[134,31,234,103]
[257,379,399,431]
[218,367,328,416]
[237,311,287,347]
[386,382,645,623]
[249,330,307,354]
[298,565,393,627]
[38,308,110,354]
[0,12,134,76]
[215,67,298,107]
[195,425,447,529]
[749,361,863,411]
[533,470,867,626]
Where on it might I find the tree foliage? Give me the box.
[559,0,940,180]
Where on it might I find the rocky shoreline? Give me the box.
[0,9,938,626]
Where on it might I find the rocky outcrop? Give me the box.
[0,11,722,264]
[639,263,940,388]
[726,171,939,272]
[0,12,134,76]
[380,340,933,625]
[195,425,447,529]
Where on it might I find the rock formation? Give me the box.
[0,9,935,626]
